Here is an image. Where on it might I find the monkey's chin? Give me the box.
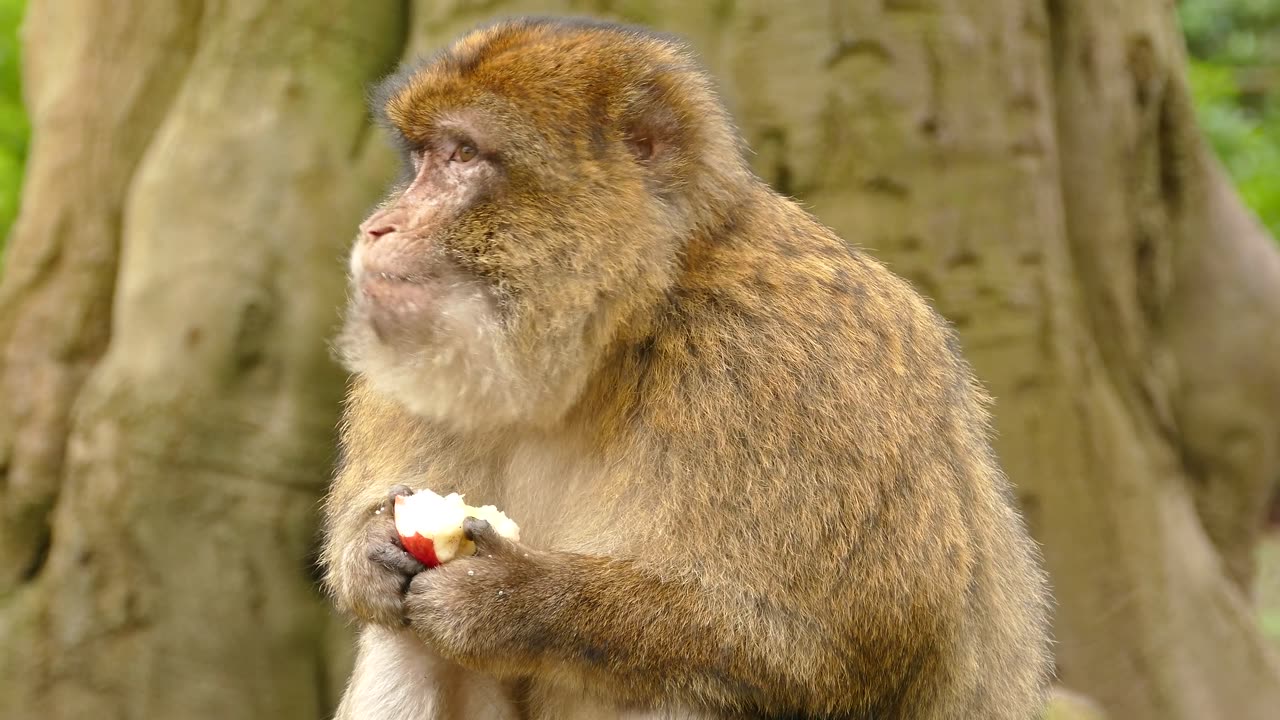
[356,273,440,347]
[337,281,535,431]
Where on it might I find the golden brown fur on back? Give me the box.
[323,16,1051,720]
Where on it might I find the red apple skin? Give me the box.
[400,532,440,568]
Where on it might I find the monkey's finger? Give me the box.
[381,484,416,515]
[370,543,427,576]
[463,517,514,555]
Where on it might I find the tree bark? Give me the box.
[2,1,1278,719]
[1036,1,1280,714]
[0,1,405,718]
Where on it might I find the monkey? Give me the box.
[321,16,1052,720]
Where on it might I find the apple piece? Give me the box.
[399,531,440,568]
[394,490,469,567]
[393,489,520,568]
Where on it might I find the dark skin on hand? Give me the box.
[321,16,1053,720]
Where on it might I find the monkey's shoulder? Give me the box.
[663,212,964,400]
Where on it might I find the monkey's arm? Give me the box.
[405,519,846,715]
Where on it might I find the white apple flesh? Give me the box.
[393,489,521,568]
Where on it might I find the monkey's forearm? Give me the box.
[428,552,813,713]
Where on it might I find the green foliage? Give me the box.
[1181,0,1280,63]
[1180,0,1280,237]
[0,0,24,246]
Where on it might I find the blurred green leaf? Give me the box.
[1181,0,1280,238]
[0,0,25,248]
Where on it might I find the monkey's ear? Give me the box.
[621,79,687,172]
[626,134,656,163]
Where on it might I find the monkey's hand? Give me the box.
[403,517,552,670]
[327,484,428,626]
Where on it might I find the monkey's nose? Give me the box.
[359,209,404,242]
[362,223,396,242]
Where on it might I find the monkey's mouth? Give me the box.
[353,270,441,344]
[359,270,432,304]
[369,270,414,284]
[350,257,497,352]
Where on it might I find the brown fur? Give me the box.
[322,16,1052,720]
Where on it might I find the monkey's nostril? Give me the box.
[364,224,396,241]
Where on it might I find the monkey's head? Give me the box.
[339,17,750,429]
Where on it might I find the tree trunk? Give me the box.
[2,1,1278,719]
[0,1,404,718]
[1037,2,1280,715]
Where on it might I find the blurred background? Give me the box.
[0,1,1277,719]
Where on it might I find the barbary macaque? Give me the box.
[322,16,1052,720]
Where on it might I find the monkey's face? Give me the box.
[338,111,531,429]
[339,20,742,429]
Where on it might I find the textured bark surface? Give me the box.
[1,1,1277,718]
[1040,2,1280,715]
[0,1,404,718]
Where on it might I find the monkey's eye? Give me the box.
[451,144,478,163]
